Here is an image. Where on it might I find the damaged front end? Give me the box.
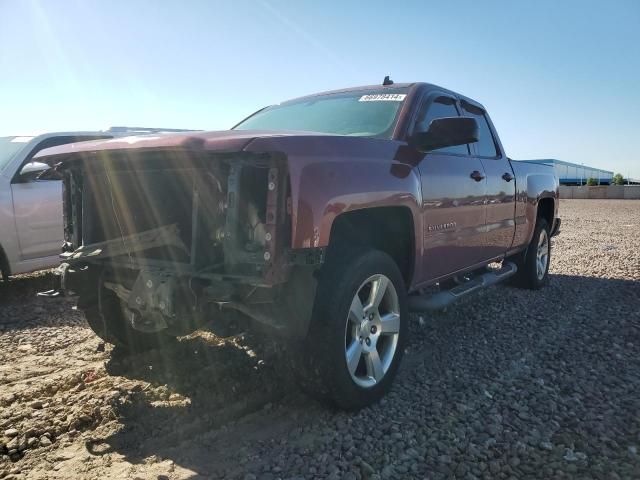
[57,149,318,338]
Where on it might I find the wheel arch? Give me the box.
[327,206,416,287]
[537,196,554,226]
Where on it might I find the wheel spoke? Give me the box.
[380,312,400,334]
[349,294,365,324]
[535,229,549,280]
[538,258,545,276]
[368,276,389,309]
[346,339,363,375]
[538,232,548,256]
[366,349,384,382]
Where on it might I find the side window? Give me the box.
[13,135,111,183]
[415,97,468,155]
[462,103,498,157]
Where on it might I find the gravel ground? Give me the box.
[0,199,639,480]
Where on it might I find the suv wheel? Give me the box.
[294,249,408,410]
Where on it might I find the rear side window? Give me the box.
[462,103,498,157]
[415,97,468,155]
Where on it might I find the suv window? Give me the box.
[462,103,498,157]
[13,135,111,183]
[415,97,468,155]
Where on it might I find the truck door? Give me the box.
[9,135,110,262]
[414,94,488,283]
[10,163,63,260]
[461,102,516,258]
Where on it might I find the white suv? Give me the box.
[0,128,193,281]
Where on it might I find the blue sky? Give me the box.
[1,0,639,178]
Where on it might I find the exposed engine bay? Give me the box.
[57,151,318,337]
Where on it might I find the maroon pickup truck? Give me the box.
[36,79,559,409]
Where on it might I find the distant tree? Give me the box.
[612,173,625,185]
[586,177,598,186]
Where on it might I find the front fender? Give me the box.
[244,136,423,249]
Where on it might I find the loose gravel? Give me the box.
[1,199,639,479]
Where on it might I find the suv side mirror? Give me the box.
[18,161,51,182]
[412,117,479,152]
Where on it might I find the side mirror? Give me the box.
[412,117,479,152]
[18,161,51,182]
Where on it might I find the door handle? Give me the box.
[502,172,514,182]
[470,170,485,182]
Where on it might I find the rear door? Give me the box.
[461,102,516,258]
[414,94,488,283]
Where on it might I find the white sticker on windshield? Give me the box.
[359,94,407,102]
[11,136,34,143]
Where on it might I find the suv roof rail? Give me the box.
[105,126,199,134]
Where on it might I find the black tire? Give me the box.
[509,217,551,290]
[293,249,408,410]
[82,291,174,353]
[0,245,10,282]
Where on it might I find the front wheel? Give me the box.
[294,249,408,410]
[82,290,175,353]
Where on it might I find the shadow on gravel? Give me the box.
[0,271,57,305]
[94,332,313,475]
[402,273,640,381]
[0,271,83,332]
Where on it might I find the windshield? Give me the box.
[0,136,33,173]
[234,89,409,139]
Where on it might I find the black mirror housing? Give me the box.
[413,117,479,152]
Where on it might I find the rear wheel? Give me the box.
[293,249,408,410]
[510,217,551,289]
[0,246,9,282]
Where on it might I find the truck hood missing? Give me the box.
[33,130,334,164]
[36,125,421,263]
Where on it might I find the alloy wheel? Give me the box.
[344,274,401,388]
[536,229,550,280]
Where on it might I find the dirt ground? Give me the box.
[1,199,639,480]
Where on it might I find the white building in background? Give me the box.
[521,159,614,185]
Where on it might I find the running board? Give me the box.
[408,262,518,312]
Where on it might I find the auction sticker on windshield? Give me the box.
[359,94,407,102]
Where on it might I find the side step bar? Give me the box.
[408,262,518,312]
